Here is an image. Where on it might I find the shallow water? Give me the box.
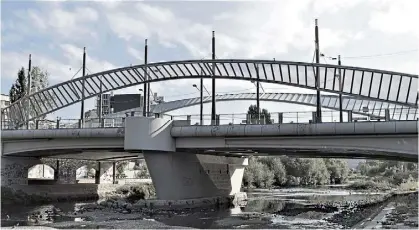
[0,187,394,229]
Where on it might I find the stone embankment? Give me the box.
[95,192,247,213]
[1,183,156,205]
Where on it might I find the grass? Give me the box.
[347,180,393,191]
[398,180,419,192]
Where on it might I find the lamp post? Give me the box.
[26,54,32,129]
[143,39,148,117]
[321,53,343,122]
[193,82,210,125]
[138,89,143,115]
[314,19,322,123]
[256,64,260,123]
[211,31,216,125]
[193,84,210,95]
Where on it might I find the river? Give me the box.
[1,186,417,229]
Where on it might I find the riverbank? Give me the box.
[2,187,417,229]
[1,183,155,206]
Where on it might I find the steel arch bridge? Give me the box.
[3,59,418,126]
[111,93,418,120]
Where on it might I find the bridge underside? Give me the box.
[3,148,142,162]
[177,147,417,162]
[3,144,417,162]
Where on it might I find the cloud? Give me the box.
[102,1,365,61]
[1,0,417,121]
[127,47,143,61]
[368,0,419,37]
[59,44,117,75]
[13,4,99,40]
[1,51,72,82]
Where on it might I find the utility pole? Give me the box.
[256,64,260,123]
[315,19,322,123]
[143,39,148,117]
[80,47,86,128]
[338,55,343,122]
[26,54,32,129]
[211,31,216,125]
[98,78,103,127]
[200,69,204,125]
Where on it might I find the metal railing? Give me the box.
[1,108,416,130]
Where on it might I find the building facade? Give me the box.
[1,94,10,128]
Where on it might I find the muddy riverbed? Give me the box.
[1,187,417,229]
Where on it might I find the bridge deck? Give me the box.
[171,121,418,137]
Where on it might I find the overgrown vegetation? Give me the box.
[243,156,349,188]
[247,104,272,124]
[114,183,155,201]
[352,160,418,191]
[134,160,150,179]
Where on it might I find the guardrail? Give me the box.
[1,109,416,130]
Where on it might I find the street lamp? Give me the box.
[192,84,210,95]
[321,53,343,123]
[193,83,210,125]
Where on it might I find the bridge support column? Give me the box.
[278,113,283,124]
[143,152,248,200]
[94,161,115,184]
[54,160,79,184]
[385,109,390,121]
[1,156,41,186]
[348,111,353,122]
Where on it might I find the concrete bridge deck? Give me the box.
[2,120,417,162]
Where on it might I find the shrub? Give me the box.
[115,184,156,201]
[347,180,392,191]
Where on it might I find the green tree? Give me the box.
[357,160,418,185]
[280,157,330,186]
[243,157,274,188]
[134,159,150,179]
[9,67,27,103]
[247,105,272,124]
[258,157,287,185]
[8,67,51,126]
[324,159,350,184]
[116,161,129,178]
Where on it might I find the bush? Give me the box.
[115,184,156,201]
[347,180,392,191]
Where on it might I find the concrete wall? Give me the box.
[1,183,135,205]
[99,162,114,184]
[1,157,90,186]
[144,152,247,200]
[1,157,42,186]
[124,117,175,152]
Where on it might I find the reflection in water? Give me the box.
[1,187,390,229]
[1,202,90,227]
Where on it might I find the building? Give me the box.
[96,92,113,116]
[1,94,10,128]
[1,94,10,109]
[95,92,164,116]
[81,92,164,128]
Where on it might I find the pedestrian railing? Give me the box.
[1,108,416,130]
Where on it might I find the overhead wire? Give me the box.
[342,49,418,59]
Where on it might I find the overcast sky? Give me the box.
[1,0,418,121]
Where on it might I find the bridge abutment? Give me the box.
[1,156,41,186]
[94,162,115,184]
[1,157,87,186]
[144,152,248,200]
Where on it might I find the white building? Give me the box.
[1,94,10,128]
